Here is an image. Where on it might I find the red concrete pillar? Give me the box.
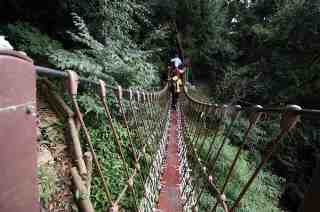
[0,50,39,212]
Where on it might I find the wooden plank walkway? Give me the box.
[157,110,183,212]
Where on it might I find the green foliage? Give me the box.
[67,0,152,46]
[197,136,283,212]
[196,0,237,68]
[65,12,160,88]
[0,17,161,88]
[0,22,62,57]
[226,0,320,103]
[49,49,107,79]
[89,123,132,210]
[0,3,167,210]
[149,0,178,22]
[38,163,57,207]
[153,0,320,105]
[0,1,168,211]
[80,92,150,211]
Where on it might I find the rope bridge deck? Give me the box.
[157,110,183,212]
[1,50,320,212]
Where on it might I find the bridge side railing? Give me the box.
[0,50,170,212]
[180,73,320,211]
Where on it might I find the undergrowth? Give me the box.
[196,135,283,212]
[88,121,150,211]
[38,163,57,207]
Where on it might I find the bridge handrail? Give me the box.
[183,83,320,116]
[35,65,170,210]
[0,50,170,212]
[182,73,320,211]
[36,65,169,98]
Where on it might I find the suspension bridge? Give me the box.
[0,50,319,212]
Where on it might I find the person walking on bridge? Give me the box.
[170,53,182,70]
[169,53,184,110]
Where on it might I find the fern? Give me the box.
[67,13,160,88]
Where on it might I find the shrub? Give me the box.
[197,135,283,212]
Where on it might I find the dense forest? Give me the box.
[2,0,319,104]
[1,0,320,211]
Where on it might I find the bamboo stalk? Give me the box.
[71,167,95,212]
[69,118,88,176]
[84,151,93,194]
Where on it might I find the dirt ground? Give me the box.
[37,92,78,212]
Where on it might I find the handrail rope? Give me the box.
[133,90,166,210]
[138,99,170,210]
[208,108,241,171]
[115,86,139,163]
[180,104,209,196]
[119,87,169,210]
[133,89,170,210]
[181,103,221,201]
[196,107,217,154]
[180,106,200,210]
[114,86,168,210]
[211,107,263,211]
[177,69,301,211]
[229,106,301,212]
[181,91,303,211]
[98,81,139,210]
[184,100,228,211]
[36,65,169,99]
[38,66,169,211]
[203,106,227,161]
[180,102,229,212]
[127,90,154,187]
[183,82,320,115]
[181,98,257,211]
[66,71,113,204]
[175,28,318,211]
[135,92,157,152]
[115,87,143,207]
[138,92,163,149]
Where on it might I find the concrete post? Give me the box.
[0,50,39,212]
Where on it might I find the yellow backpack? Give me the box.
[172,76,182,93]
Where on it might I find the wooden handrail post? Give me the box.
[0,50,39,212]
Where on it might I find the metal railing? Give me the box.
[179,74,320,211]
[36,67,170,211]
[0,50,170,212]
